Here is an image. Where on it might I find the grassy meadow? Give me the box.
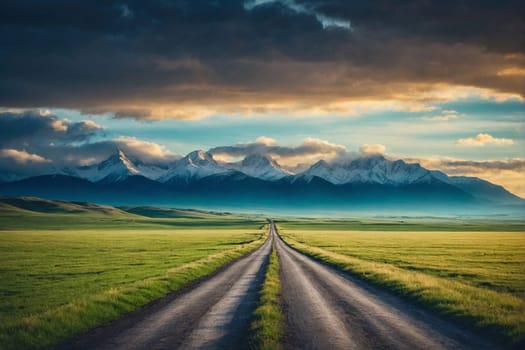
[278,221,525,347]
[0,197,266,350]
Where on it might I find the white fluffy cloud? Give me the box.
[255,136,277,146]
[210,136,346,161]
[113,136,177,164]
[420,110,459,122]
[50,118,69,132]
[359,143,386,155]
[80,120,103,131]
[455,133,514,146]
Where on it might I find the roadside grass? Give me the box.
[250,243,284,350]
[0,225,267,350]
[279,228,525,347]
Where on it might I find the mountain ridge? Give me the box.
[0,149,523,213]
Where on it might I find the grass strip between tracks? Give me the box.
[280,231,525,348]
[0,230,267,350]
[250,243,284,350]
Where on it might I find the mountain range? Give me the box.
[0,149,523,215]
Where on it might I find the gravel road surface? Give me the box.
[60,222,498,350]
[60,234,272,350]
[274,222,497,350]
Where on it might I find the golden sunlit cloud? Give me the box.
[406,157,525,198]
[210,137,347,167]
[255,136,277,146]
[113,136,177,163]
[360,144,387,155]
[497,67,525,76]
[455,133,514,146]
[0,149,50,164]
[102,83,523,120]
[420,110,459,122]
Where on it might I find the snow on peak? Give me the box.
[299,156,433,185]
[226,154,291,181]
[186,149,214,163]
[159,150,231,183]
[115,149,139,174]
[63,148,445,187]
[69,149,166,183]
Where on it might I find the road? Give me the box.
[61,221,497,350]
[60,233,273,350]
[273,222,497,350]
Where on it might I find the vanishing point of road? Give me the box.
[60,221,497,350]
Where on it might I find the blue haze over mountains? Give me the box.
[0,149,523,216]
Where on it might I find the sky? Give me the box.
[0,0,524,197]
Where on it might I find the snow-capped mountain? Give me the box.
[158,150,233,184]
[297,155,434,185]
[58,150,523,206]
[429,171,524,205]
[0,171,24,183]
[4,149,522,213]
[66,149,167,183]
[225,154,292,181]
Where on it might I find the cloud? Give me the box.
[244,0,351,29]
[113,136,178,165]
[0,1,523,119]
[50,118,69,131]
[210,136,346,165]
[405,156,525,198]
[408,157,525,173]
[255,136,277,146]
[0,111,178,174]
[0,148,53,180]
[0,149,50,164]
[359,144,386,155]
[497,67,525,76]
[439,159,525,171]
[455,133,514,146]
[421,110,459,122]
[0,111,103,148]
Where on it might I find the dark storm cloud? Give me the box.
[0,111,102,148]
[306,0,525,53]
[0,0,523,118]
[0,111,176,180]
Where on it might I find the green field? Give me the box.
[2,197,524,348]
[278,223,525,346]
[0,197,266,350]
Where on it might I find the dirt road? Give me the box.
[61,222,498,350]
[273,222,497,350]
[60,234,273,350]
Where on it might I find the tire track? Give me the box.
[274,223,498,350]
[60,233,272,350]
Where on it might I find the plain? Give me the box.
[0,199,266,350]
[278,221,525,347]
